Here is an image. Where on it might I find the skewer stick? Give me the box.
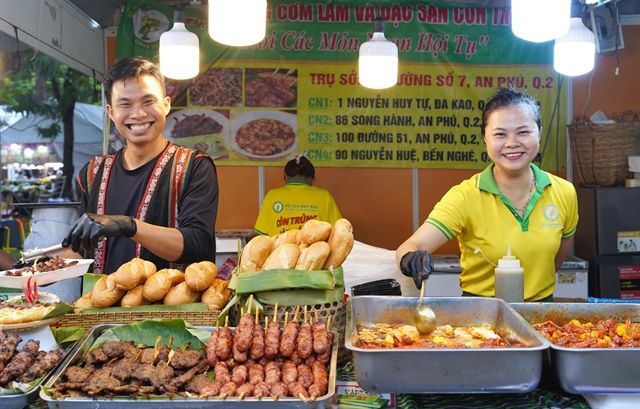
[293,305,300,322]
[326,316,332,331]
[224,315,229,327]
[283,311,289,327]
[167,335,174,349]
[314,310,319,325]
[298,393,308,402]
[153,335,162,361]
[238,392,246,400]
[272,302,278,323]
[166,349,175,365]
[303,305,308,324]
[255,307,259,325]
[265,316,268,328]
[247,294,254,315]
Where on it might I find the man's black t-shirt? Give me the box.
[82,149,218,274]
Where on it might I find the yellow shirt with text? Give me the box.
[255,180,342,237]
[426,164,578,301]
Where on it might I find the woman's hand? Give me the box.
[400,250,433,289]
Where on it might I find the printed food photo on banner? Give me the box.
[245,68,298,107]
[229,110,298,160]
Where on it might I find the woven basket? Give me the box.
[56,310,220,331]
[261,300,350,364]
[569,113,640,187]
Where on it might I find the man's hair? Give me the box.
[285,155,315,179]
[481,87,541,136]
[103,57,165,103]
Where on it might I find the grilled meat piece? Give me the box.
[312,322,329,354]
[0,333,21,372]
[169,349,201,369]
[151,361,174,390]
[219,381,237,397]
[185,373,213,394]
[264,361,281,385]
[288,381,309,398]
[167,361,207,392]
[131,363,156,384]
[297,364,313,388]
[215,327,233,361]
[232,338,248,363]
[270,381,288,399]
[102,340,135,359]
[213,361,231,384]
[231,364,248,385]
[296,322,313,358]
[85,347,109,365]
[280,321,298,357]
[82,367,121,395]
[317,332,333,364]
[282,361,297,384]
[139,348,158,365]
[250,323,265,360]
[0,339,40,385]
[63,365,95,383]
[206,330,218,366]
[234,313,254,352]
[19,348,64,383]
[248,363,264,385]
[236,382,254,398]
[110,358,137,381]
[253,381,270,398]
[264,321,280,359]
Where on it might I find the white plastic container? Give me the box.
[494,246,524,303]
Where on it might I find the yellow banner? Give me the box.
[165,61,565,169]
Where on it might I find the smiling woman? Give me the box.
[396,87,578,302]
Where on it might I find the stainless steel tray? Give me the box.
[346,296,549,393]
[511,302,640,394]
[40,323,337,408]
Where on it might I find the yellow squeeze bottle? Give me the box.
[494,245,524,303]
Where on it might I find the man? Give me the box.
[63,57,218,273]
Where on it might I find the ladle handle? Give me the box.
[419,278,426,300]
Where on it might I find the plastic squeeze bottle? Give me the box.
[494,245,524,303]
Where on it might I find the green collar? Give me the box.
[285,177,311,186]
[477,163,551,231]
[477,163,550,193]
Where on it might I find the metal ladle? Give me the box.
[414,278,437,335]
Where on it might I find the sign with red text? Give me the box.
[116,0,567,169]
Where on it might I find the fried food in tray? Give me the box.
[0,332,64,392]
[170,113,223,138]
[355,323,524,349]
[235,118,296,157]
[533,319,640,348]
[50,314,335,403]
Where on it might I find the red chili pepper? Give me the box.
[31,278,39,301]
[24,276,33,303]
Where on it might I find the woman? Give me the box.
[254,155,342,236]
[396,88,578,302]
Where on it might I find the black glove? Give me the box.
[62,213,137,254]
[400,250,433,289]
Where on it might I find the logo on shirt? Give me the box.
[543,204,559,221]
[273,201,283,213]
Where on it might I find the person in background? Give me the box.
[254,155,342,236]
[63,57,218,274]
[396,88,578,302]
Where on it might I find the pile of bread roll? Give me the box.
[75,258,231,310]
[239,218,354,274]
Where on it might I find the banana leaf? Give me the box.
[51,326,86,346]
[78,302,210,313]
[42,302,75,319]
[91,319,210,350]
[255,286,345,306]
[231,268,338,294]
[82,273,102,295]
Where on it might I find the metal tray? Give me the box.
[346,296,549,394]
[511,302,640,394]
[0,340,75,409]
[40,323,337,409]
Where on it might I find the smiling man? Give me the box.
[63,57,219,274]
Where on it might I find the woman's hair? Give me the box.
[284,155,315,179]
[481,87,541,136]
[103,57,165,104]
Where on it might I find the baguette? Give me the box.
[121,285,149,307]
[111,258,147,291]
[201,278,231,309]
[239,235,274,273]
[163,282,201,305]
[295,241,331,270]
[274,229,301,247]
[142,270,173,302]
[262,243,300,270]
[300,220,332,244]
[323,218,355,269]
[185,261,218,291]
[91,275,126,307]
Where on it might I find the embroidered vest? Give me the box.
[80,143,198,273]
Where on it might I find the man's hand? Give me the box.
[62,213,137,254]
[399,250,433,289]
